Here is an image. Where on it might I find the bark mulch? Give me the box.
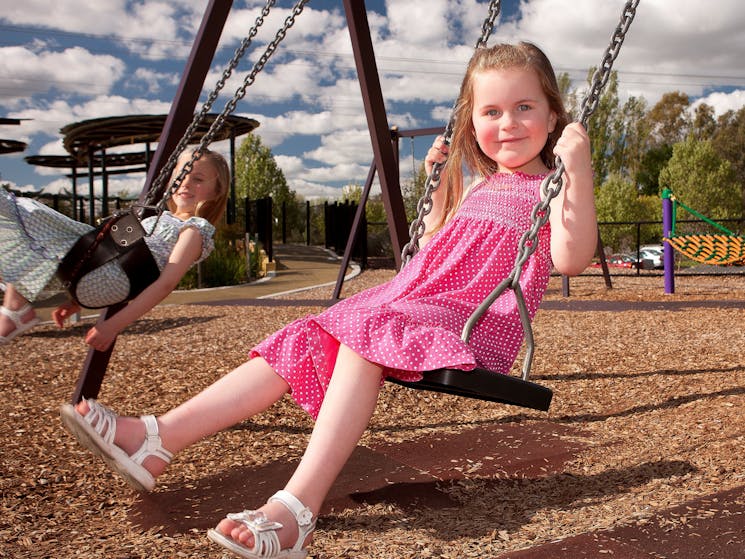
[1,271,744,558]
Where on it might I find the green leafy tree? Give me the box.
[234,132,299,238]
[557,71,579,119]
[595,173,656,251]
[712,106,745,215]
[636,144,673,196]
[585,70,622,186]
[691,103,717,140]
[402,162,428,222]
[659,136,740,229]
[614,96,650,183]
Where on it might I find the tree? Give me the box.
[712,107,745,215]
[636,144,673,196]
[646,91,690,146]
[401,162,428,222]
[234,132,299,239]
[235,133,292,201]
[658,136,740,228]
[691,103,717,140]
[557,71,579,119]
[613,96,650,182]
[595,173,657,251]
[584,70,623,186]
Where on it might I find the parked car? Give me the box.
[607,253,635,268]
[637,247,663,269]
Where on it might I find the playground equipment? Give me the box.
[662,188,745,293]
[70,0,639,413]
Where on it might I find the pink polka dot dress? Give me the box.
[251,172,553,418]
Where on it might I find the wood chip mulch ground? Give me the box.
[1,271,744,558]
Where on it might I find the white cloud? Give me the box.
[287,178,344,201]
[692,90,745,116]
[3,0,745,197]
[132,67,180,95]
[0,46,126,105]
[302,129,372,167]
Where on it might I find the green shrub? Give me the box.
[177,225,248,289]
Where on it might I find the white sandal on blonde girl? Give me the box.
[0,304,40,345]
[207,489,316,558]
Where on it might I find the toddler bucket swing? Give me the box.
[388,0,640,411]
[56,0,310,309]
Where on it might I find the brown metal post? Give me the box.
[332,161,377,300]
[71,0,233,404]
[343,0,409,270]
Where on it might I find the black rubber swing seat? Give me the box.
[387,367,553,411]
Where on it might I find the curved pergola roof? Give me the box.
[60,113,259,160]
[0,139,28,155]
[25,151,148,169]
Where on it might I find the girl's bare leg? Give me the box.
[217,343,383,550]
[0,283,36,338]
[74,357,289,477]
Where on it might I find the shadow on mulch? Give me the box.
[129,454,695,542]
[551,384,745,425]
[128,420,696,544]
[536,364,744,382]
[21,314,221,340]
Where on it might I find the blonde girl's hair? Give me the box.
[166,148,230,226]
[436,41,570,232]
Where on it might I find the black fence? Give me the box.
[9,187,744,277]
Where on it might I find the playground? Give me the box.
[1,264,744,558]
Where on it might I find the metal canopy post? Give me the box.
[342,0,409,270]
[71,0,233,404]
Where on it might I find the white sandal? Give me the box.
[59,398,173,492]
[0,304,40,345]
[207,489,316,558]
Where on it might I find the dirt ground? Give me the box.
[1,271,744,558]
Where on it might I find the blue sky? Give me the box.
[1,0,745,200]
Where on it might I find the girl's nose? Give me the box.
[500,111,518,129]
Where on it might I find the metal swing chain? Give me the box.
[143,0,310,217]
[462,0,640,381]
[400,0,502,266]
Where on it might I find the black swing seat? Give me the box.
[388,367,552,411]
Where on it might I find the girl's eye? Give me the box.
[486,109,501,117]
[518,104,531,112]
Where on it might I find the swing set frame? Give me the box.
[71,0,637,413]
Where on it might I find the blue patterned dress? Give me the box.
[0,188,215,308]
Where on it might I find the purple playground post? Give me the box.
[662,188,674,294]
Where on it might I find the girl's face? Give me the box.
[471,67,557,175]
[171,157,219,218]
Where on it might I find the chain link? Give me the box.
[143,0,309,217]
[400,0,502,265]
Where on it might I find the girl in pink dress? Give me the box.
[61,42,597,558]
